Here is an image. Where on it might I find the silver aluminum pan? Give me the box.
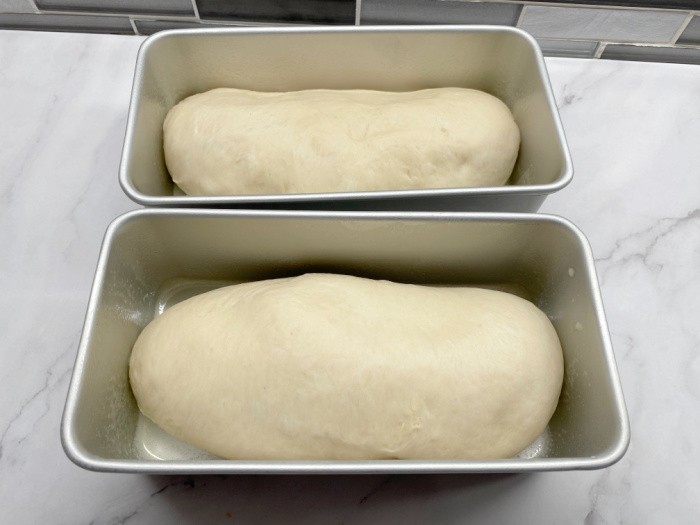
[119,26,573,211]
[61,210,627,474]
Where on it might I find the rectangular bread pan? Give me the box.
[119,26,573,211]
[62,210,628,474]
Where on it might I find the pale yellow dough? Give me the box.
[163,87,520,195]
[129,274,563,460]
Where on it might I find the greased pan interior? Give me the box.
[119,27,572,211]
[62,210,628,474]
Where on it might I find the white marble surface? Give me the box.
[0,29,699,524]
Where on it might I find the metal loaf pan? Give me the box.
[119,26,572,211]
[62,211,628,474]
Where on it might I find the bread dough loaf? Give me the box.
[163,87,520,195]
[129,274,562,460]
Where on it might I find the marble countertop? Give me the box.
[1,29,699,524]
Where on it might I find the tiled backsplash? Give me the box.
[1,0,699,64]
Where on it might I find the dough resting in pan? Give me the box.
[129,274,563,460]
[163,87,520,195]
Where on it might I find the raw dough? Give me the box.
[129,274,563,460]
[163,87,520,195]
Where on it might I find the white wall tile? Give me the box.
[519,6,687,44]
[0,0,37,13]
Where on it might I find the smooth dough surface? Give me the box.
[129,274,563,460]
[163,87,520,195]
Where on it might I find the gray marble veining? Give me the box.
[0,29,699,524]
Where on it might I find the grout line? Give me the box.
[671,42,700,49]
[124,14,199,23]
[594,41,607,58]
[23,8,196,20]
[671,12,694,44]
[515,3,526,27]
[355,0,361,26]
[199,19,298,28]
[35,10,202,23]
[190,0,201,21]
[599,42,700,50]
[128,17,139,35]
